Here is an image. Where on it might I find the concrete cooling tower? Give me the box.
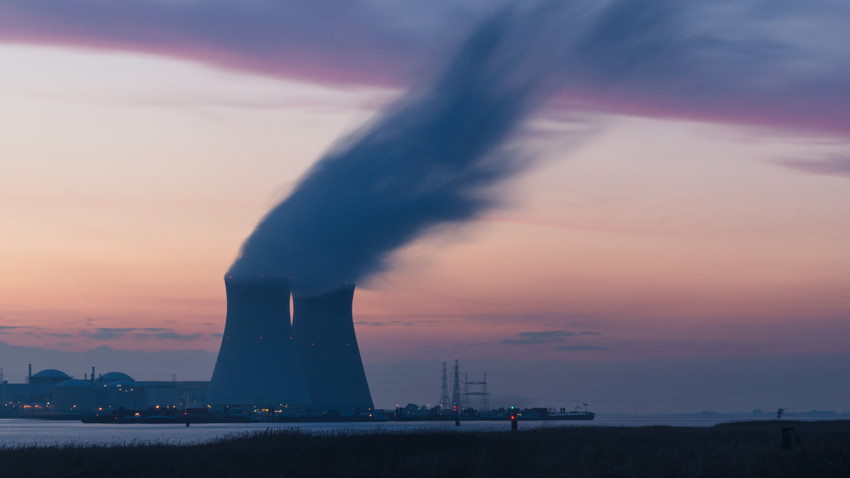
[207,276,311,406]
[292,283,374,412]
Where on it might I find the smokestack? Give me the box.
[292,283,373,412]
[28,363,32,384]
[208,276,311,406]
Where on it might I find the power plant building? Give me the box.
[207,276,311,407]
[207,276,373,412]
[1,368,207,415]
[54,379,97,411]
[292,283,373,412]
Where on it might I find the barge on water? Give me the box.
[518,406,595,421]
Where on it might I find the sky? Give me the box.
[1,0,849,414]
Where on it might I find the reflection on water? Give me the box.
[0,416,779,448]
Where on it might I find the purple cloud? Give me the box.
[80,327,203,341]
[555,344,607,352]
[1,1,848,136]
[0,0,457,87]
[502,330,601,345]
[134,331,204,342]
[776,155,850,178]
[80,327,137,340]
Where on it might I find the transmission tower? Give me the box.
[451,359,463,411]
[464,372,491,411]
[481,372,490,411]
[439,362,450,410]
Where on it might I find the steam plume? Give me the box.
[230,1,727,292]
[228,4,584,293]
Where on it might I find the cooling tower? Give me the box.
[292,283,373,412]
[207,276,311,406]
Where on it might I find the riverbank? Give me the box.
[1,420,848,477]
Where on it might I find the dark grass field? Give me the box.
[1,420,848,477]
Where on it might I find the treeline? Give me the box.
[1,420,848,477]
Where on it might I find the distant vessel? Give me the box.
[524,404,595,421]
[541,411,595,421]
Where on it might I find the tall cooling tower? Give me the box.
[208,276,311,406]
[292,283,373,412]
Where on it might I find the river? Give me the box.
[0,416,824,448]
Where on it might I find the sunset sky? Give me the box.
[1,1,849,413]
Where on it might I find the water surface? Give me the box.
[0,416,794,448]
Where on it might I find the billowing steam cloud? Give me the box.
[227,3,585,293]
[226,0,847,292]
[228,9,532,292]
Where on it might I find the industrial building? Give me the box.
[0,366,208,416]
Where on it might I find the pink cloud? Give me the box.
[0,0,417,87]
[2,1,848,135]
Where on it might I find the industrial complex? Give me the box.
[2,275,376,419]
[1,276,590,422]
[0,365,208,418]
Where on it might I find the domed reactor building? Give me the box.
[207,277,373,412]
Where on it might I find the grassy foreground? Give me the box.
[1,420,848,477]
